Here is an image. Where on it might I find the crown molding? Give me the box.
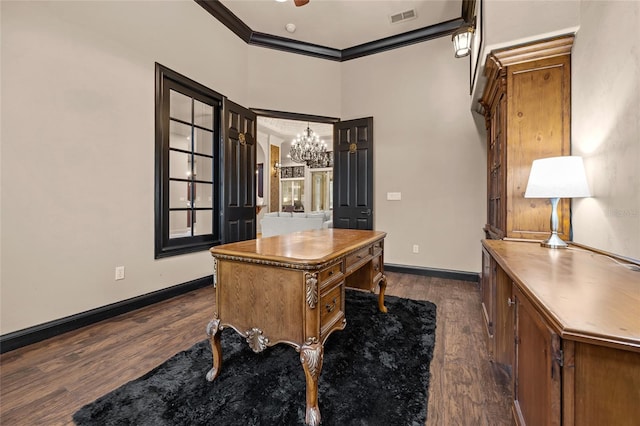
[195,0,465,62]
[342,17,464,61]
[251,108,339,124]
[250,31,342,61]
[196,0,253,42]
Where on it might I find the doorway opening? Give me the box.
[254,111,338,217]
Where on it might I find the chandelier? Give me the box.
[289,124,331,168]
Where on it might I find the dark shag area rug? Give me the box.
[73,290,437,426]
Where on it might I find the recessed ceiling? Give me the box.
[258,116,333,139]
[218,0,462,50]
[258,117,333,164]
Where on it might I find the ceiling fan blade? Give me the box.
[293,0,309,6]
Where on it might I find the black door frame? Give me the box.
[251,109,339,127]
[251,108,340,214]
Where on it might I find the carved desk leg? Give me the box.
[300,342,324,426]
[205,318,222,381]
[378,274,388,313]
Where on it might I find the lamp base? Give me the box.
[541,232,568,249]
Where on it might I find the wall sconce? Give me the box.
[524,156,591,249]
[273,162,282,177]
[452,24,474,58]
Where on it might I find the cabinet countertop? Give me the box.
[482,239,640,352]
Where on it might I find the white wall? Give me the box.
[483,0,579,52]
[0,0,345,335]
[248,46,341,116]
[341,37,487,272]
[3,0,637,336]
[572,0,640,259]
[0,1,242,334]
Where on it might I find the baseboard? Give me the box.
[1,266,478,354]
[384,264,480,283]
[0,276,213,354]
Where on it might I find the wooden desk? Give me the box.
[481,240,640,425]
[206,229,387,425]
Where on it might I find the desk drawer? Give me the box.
[320,282,344,329]
[372,254,383,276]
[346,246,372,270]
[318,262,343,288]
[373,240,383,257]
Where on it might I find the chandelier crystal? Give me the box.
[289,124,331,168]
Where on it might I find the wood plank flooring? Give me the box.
[0,272,512,425]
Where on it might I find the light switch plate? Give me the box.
[115,266,125,280]
[387,192,402,201]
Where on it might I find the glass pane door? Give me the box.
[281,179,305,212]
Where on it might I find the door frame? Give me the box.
[251,109,340,214]
[251,109,339,127]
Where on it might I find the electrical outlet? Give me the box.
[115,266,125,280]
[412,245,419,254]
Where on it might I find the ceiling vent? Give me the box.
[389,9,417,24]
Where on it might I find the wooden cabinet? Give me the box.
[482,239,640,426]
[480,35,573,240]
[481,247,514,376]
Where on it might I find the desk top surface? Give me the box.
[483,239,640,351]
[210,229,386,267]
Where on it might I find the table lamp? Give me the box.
[524,156,591,249]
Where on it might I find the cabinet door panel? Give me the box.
[481,248,495,344]
[494,272,514,369]
[506,57,571,240]
[573,343,640,425]
[486,92,505,238]
[513,287,561,426]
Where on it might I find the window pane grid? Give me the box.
[169,112,215,133]
[169,148,214,159]
[170,93,212,240]
[169,177,213,184]
[157,66,221,257]
[168,147,194,156]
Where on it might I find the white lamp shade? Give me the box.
[524,156,591,198]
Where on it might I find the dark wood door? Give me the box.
[333,117,374,230]
[222,99,256,243]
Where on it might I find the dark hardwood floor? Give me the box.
[0,272,512,425]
